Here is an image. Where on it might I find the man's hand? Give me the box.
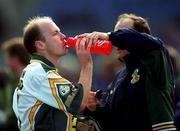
[75,37,92,64]
[76,32,109,46]
[86,91,99,112]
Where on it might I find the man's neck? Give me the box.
[39,53,59,67]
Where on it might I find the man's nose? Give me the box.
[59,32,66,39]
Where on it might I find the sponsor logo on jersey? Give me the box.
[131,68,140,84]
[59,85,70,96]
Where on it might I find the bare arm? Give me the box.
[75,37,93,111]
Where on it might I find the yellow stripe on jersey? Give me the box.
[48,70,60,76]
[29,100,42,131]
[68,113,73,131]
[30,59,57,70]
[49,78,74,130]
[48,78,69,111]
[72,115,78,131]
[152,124,176,131]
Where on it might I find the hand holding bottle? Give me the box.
[66,32,112,55]
[75,37,92,64]
[77,32,109,42]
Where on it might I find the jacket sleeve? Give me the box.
[109,28,161,55]
[83,104,110,129]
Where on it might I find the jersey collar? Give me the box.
[30,54,56,70]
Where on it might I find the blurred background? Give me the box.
[0,0,180,130]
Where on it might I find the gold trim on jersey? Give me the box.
[30,59,57,70]
[68,113,73,131]
[48,78,69,111]
[49,78,75,130]
[29,100,42,131]
[48,70,60,76]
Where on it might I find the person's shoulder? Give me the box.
[24,62,45,78]
[27,62,43,71]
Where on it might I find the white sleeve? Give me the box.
[24,65,83,114]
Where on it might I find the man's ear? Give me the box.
[35,41,46,51]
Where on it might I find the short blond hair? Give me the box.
[118,13,151,34]
[23,16,53,54]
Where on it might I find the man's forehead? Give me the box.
[114,18,134,31]
[38,20,60,32]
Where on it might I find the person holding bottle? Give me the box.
[82,13,176,131]
[66,37,112,55]
[12,16,93,131]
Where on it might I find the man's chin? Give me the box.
[61,51,68,56]
[65,50,68,54]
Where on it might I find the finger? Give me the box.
[88,93,97,99]
[86,35,90,44]
[87,96,97,102]
[83,37,87,50]
[89,32,96,40]
[74,35,79,39]
[88,103,97,107]
[87,101,98,106]
[87,104,96,111]
[86,33,92,39]
[88,99,98,104]
[93,33,99,44]
[88,96,98,103]
[89,91,96,96]
[79,37,86,51]
[86,34,93,49]
[87,38,92,52]
[75,38,81,51]
[88,32,98,46]
[76,33,89,38]
[87,94,96,100]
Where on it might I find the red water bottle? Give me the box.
[66,37,112,55]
